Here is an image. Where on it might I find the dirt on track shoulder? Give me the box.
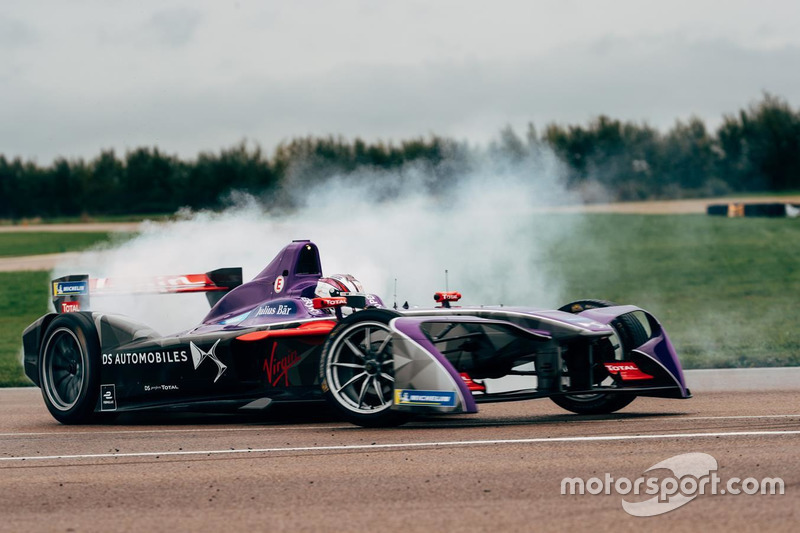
[0,222,141,233]
[0,222,142,272]
[547,194,800,215]
[0,252,85,272]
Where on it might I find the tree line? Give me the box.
[2,94,799,219]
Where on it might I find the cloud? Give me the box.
[0,16,36,48]
[3,32,800,162]
[144,7,203,47]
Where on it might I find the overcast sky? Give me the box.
[3,0,800,163]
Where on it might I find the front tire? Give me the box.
[552,299,648,415]
[39,314,102,424]
[550,391,635,415]
[320,309,411,427]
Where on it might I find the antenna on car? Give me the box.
[393,278,398,310]
[445,269,449,292]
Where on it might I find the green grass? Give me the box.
[0,232,124,257]
[543,214,800,369]
[0,271,50,386]
[0,230,126,386]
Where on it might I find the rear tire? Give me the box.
[552,299,648,414]
[320,309,412,427]
[39,314,102,424]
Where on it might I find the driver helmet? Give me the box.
[315,274,363,298]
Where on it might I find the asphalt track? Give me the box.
[1,388,797,532]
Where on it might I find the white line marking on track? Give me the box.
[1,413,796,438]
[0,425,349,438]
[2,430,798,463]
[576,414,800,424]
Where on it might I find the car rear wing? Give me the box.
[51,268,242,314]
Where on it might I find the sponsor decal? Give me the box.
[102,339,227,383]
[459,372,486,392]
[604,362,653,381]
[263,345,301,387]
[274,275,285,293]
[366,294,382,308]
[61,301,80,313]
[100,384,117,411]
[394,389,457,407]
[190,340,227,383]
[144,384,179,392]
[103,350,189,365]
[156,275,199,289]
[255,302,296,317]
[313,297,347,309]
[300,297,326,316]
[53,281,88,296]
[434,291,462,302]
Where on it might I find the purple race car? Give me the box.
[22,240,690,427]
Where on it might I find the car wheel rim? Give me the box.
[43,328,85,411]
[326,321,395,415]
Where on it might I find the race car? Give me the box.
[22,240,690,427]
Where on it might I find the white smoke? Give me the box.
[53,144,582,334]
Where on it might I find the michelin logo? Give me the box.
[53,281,88,296]
[394,389,457,407]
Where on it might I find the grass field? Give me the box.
[0,214,798,386]
[0,271,50,386]
[0,232,121,257]
[0,231,120,386]
[545,214,800,369]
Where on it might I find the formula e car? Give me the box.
[22,240,690,427]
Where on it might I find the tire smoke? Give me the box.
[53,145,581,334]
